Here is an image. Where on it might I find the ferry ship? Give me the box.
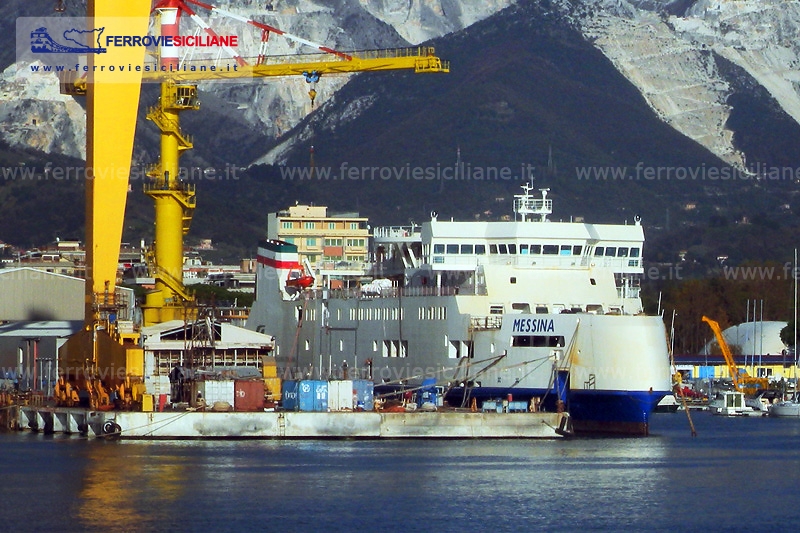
[246,183,672,435]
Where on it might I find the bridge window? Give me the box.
[543,245,558,255]
[630,248,640,258]
[573,245,583,255]
[594,247,604,256]
[560,245,571,255]
[605,247,617,257]
[475,244,486,255]
[508,244,517,254]
[433,244,445,254]
[617,247,629,257]
[446,244,459,254]
[460,244,473,254]
[498,244,508,254]
[520,244,529,255]
[490,244,498,254]
[530,245,541,255]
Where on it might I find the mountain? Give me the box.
[0,0,799,270]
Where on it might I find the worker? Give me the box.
[196,391,206,411]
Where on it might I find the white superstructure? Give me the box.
[246,183,672,435]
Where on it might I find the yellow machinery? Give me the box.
[57,0,448,407]
[701,316,769,395]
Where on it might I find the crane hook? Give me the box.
[303,71,321,108]
[55,0,66,12]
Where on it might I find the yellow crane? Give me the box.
[57,0,448,408]
[701,315,768,395]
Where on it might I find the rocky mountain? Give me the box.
[0,0,510,159]
[0,0,799,270]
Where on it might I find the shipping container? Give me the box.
[352,380,374,411]
[192,380,236,409]
[264,377,282,401]
[281,380,328,411]
[234,380,265,412]
[328,380,353,411]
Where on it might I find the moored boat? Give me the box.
[246,182,672,435]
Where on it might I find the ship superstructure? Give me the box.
[246,183,672,435]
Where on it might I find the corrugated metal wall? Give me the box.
[0,268,84,321]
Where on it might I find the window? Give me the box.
[446,244,459,254]
[328,222,336,229]
[573,245,583,255]
[630,248,640,258]
[324,238,343,246]
[560,245,571,256]
[498,244,508,254]
[605,247,616,257]
[350,222,359,230]
[520,244,529,255]
[510,277,517,284]
[282,221,293,229]
[433,244,445,254]
[543,245,558,255]
[530,245,541,255]
[617,247,629,257]
[304,221,315,229]
[460,244,473,254]
[475,245,486,255]
[489,244,498,254]
[285,237,295,244]
[594,247,604,256]
[347,238,365,247]
[508,244,517,254]
[512,335,566,348]
[306,238,317,247]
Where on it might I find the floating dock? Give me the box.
[9,406,569,439]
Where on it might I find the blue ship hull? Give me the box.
[434,387,669,436]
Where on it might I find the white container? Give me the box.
[196,380,236,408]
[327,380,354,411]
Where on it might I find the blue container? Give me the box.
[281,380,328,411]
[281,380,300,411]
[353,380,374,411]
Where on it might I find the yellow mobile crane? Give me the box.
[701,316,769,395]
[57,0,447,408]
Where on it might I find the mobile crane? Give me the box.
[57,0,448,408]
[701,315,769,395]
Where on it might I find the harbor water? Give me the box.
[2,412,800,532]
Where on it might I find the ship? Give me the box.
[245,182,672,436]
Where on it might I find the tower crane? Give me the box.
[57,0,448,408]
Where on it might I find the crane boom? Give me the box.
[701,316,741,391]
[701,315,769,394]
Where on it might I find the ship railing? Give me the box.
[373,226,420,239]
[304,285,472,300]
[470,316,503,330]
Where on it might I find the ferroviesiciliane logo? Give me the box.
[30,25,107,54]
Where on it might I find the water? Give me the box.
[2,412,800,532]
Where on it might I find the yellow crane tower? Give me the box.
[57,0,448,407]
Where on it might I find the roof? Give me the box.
[701,321,788,356]
[0,320,83,338]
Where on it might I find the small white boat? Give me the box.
[770,398,800,418]
[655,394,679,413]
[708,391,766,417]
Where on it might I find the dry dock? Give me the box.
[9,407,569,439]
